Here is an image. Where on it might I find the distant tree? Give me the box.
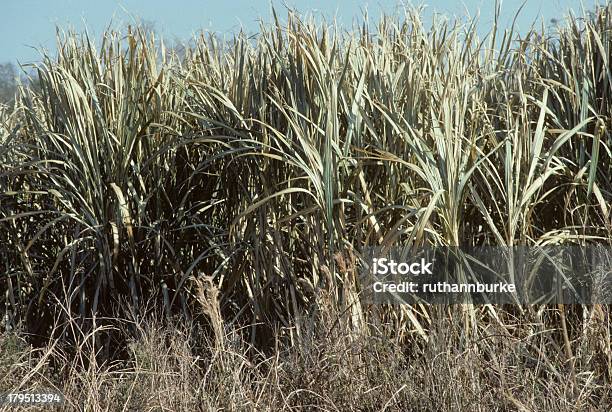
[0,62,17,104]
[140,19,157,37]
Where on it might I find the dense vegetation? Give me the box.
[1,4,611,410]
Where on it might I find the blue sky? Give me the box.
[0,1,599,64]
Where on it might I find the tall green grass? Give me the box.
[1,4,610,376]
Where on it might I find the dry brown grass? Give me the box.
[1,302,610,411]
